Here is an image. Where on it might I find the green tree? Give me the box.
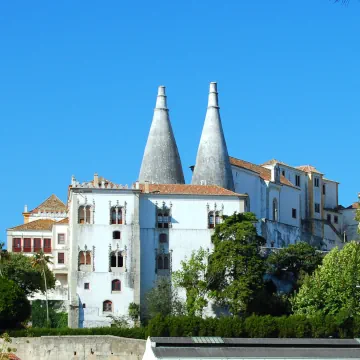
[0,243,9,277]
[291,241,360,316]
[207,212,266,315]
[144,277,184,320]
[266,242,323,290]
[0,278,31,329]
[1,252,55,296]
[172,247,210,317]
[31,251,53,327]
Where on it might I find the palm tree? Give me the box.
[31,251,53,327]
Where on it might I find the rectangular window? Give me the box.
[58,252,65,264]
[334,216,338,224]
[292,208,297,219]
[58,233,65,244]
[315,203,320,213]
[323,184,326,195]
[314,178,319,187]
[23,238,31,252]
[43,238,51,253]
[84,283,90,290]
[327,214,331,222]
[33,238,41,252]
[295,175,300,187]
[13,238,21,252]
[282,170,285,176]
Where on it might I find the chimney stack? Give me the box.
[144,181,150,194]
[94,173,99,187]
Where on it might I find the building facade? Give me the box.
[6,82,359,327]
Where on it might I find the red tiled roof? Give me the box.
[261,159,291,167]
[229,156,296,188]
[348,202,359,209]
[30,194,66,214]
[3,354,21,360]
[9,219,55,231]
[296,165,323,174]
[139,183,244,197]
[56,217,69,224]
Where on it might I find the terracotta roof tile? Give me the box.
[348,202,359,209]
[261,159,291,167]
[9,219,55,231]
[139,183,244,197]
[229,156,296,188]
[295,165,323,174]
[56,217,69,224]
[30,194,66,214]
[3,354,21,360]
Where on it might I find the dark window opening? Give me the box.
[334,216,338,224]
[295,175,300,187]
[292,208,297,219]
[327,214,331,222]
[113,231,121,240]
[84,283,90,290]
[159,234,167,243]
[112,279,121,291]
[103,300,112,312]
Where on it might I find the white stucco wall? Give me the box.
[278,185,301,227]
[324,180,338,209]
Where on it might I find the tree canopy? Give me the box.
[1,253,55,296]
[207,212,266,315]
[0,277,31,329]
[291,241,360,316]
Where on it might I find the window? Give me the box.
[323,184,326,195]
[82,304,86,309]
[78,205,92,224]
[44,238,51,253]
[315,203,320,213]
[79,251,91,266]
[215,212,221,225]
[58,252,65,264]
[295,175,300,187]
[327,214,331,222]
[58,233,65,244]
[84,283,90,290]
[34,238,41,252]
[110,252,123,268]
[156,254,170,271]
[282,170,285,176]
[13,238,21,252]
[23,238,31,252]
[292,208,297,219]
[208,211,215,228]
[112,279,121,292]
[272,198,278,222]
[314,178,320,187]
[103,300,112,312]
[157,209,171,228]
[159,234,167,243]
[334,216,338,224]
[113,231,121,240]
[110,207,123,225]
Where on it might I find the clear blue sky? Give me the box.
[0,0,359,243]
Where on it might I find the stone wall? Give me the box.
[1,336,146,360]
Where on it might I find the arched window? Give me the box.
[103,300,112,312]
[110,251,124,269]
[113,231,121,240]
[208,211,215,228]
[78,205,92,224]
[157,255,164,270]
[86,251,91,265]
[111,207,123,225]
[79,251,92,269]
[215,211,221,225]
[164,255,169,270]
[78,206,85,224]
[159,234,167,243]
[79,251,85,265]
[273,198,278,222]
[112,279,121,292]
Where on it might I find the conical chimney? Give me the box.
[192,82,234,191]
[139,86,185,184]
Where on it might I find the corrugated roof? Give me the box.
[140,183,244,197]
[229,156,296,189]
[30,194,66,214]
[9,219,55,231]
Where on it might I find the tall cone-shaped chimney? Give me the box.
[139,86,185,184]
[191,82,234,191]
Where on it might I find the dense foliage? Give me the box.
[291,241,360,316]
[31,300,68,328]
[0,278,31,329]
[207,212,266,315]
[1,253,55,296]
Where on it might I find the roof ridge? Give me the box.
[30,194,66,214]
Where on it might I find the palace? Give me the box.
[6,82,359,327]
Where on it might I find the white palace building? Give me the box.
[6,82,359,328]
